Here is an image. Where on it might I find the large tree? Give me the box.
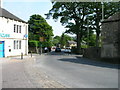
[28,14,54,42]
[90,2,120,47]
[46,2,119,51]
[46,2,92,54]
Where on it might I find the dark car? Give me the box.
[55,47,61,52]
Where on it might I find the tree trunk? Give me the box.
[96,33,100,48]
[76,33,81,54]
[36,46,39,54]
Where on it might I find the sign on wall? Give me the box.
[0,33,10,38]
[24,34,28,38]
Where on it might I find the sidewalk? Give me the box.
[1,54,66,88]
[1,54,40,88]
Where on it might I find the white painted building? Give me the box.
[0,7,28,57]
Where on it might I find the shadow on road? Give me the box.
[58,57,119,69]
[46,51,67,55]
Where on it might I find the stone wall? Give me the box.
[101,12,120,58]
[83,47,101,59]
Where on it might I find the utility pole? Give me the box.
[101,1,104,21]
[87,18,89,48]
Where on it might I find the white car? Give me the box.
[64,47,71,53]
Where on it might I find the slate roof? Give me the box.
[102,12,120,23]
[68,41,77,44]
[0,8,26,23]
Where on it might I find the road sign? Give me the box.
[39,37,45,42]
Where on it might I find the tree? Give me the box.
[52,39,59,46]
[52,35,61,46]
[54,36,61,41]
[89,2,119,47]
[46,2,92,54]
[28,14,54,42]
[46,2,119,51]
[60,33,73,48]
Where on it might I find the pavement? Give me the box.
[1,54,66,88]
[1,54,38,88]
[0,52,119,88]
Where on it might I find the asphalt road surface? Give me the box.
[35,51,118,88]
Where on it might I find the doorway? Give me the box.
[0,41,5,58]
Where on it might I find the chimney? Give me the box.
[0,0,3,8]
[0,0,2,16]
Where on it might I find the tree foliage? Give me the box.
[60,33,73,48]
[89,2,119,47]
[46,2,94,53]
[52,34,73,47]
[46,2,119,53]
[28,14,54,41]
[52,35,61,46]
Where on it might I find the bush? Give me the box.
[42,41,53,48]
[28,40,40,47]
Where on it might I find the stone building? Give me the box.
[101,12,120,58]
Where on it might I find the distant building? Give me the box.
[0,7,28,57]
[67,41,77,48]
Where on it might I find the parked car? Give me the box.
[55,47,61,52]
[52,46,56,49]
[64,47,71,53]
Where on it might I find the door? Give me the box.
[0,41,4,58]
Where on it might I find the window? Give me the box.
[19,41,21,49]
[16,41,18,49]
[14,24,16,32]
[14,40,22,50]
[17,25,19,33]
[14,41,16,49]
[14,24,21,33]
[19,26,21,33]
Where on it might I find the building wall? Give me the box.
[101,13,120,58]
[0,17,28,57]
[69,44,77,48]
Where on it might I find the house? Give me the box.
[67,41,77,48]
[0,6,28,57]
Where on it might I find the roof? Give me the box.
[68,41,77,44]
[102,12,120,23]
[0,8,26,23]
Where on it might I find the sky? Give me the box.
[2,0,67,36]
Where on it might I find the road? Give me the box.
[34,50,118,88]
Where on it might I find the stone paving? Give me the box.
[1,54,66,88]
[2,56,37,88]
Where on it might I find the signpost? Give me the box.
[39,37,45,42]
[39,37,45,55]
